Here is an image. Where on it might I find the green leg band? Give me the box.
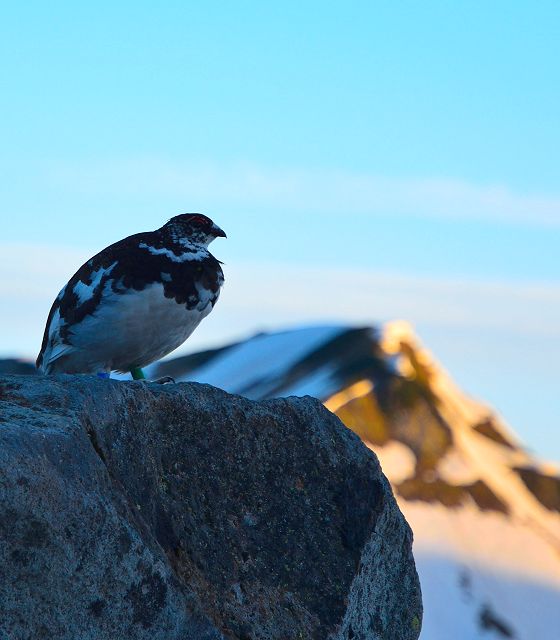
[130,367,146,380]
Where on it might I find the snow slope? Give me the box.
[156,323,560,639]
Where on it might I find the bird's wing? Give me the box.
[36,300,74,371]
[36,233,145,370]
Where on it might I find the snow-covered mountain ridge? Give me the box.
[154,322,560,640]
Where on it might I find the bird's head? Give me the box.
[163,213,227,247]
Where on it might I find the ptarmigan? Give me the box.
[36,214,225,380]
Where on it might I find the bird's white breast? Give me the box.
[65,282,215,372]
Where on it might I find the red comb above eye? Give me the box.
[189,214,209,225]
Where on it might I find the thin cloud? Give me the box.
[225,262,560,338]
[46,157,560,227]
[1,244,559,359]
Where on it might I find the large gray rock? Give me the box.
[0,375,422,640]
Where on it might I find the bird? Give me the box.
[36,213,226,381]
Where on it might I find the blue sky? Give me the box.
[1,2,559,459]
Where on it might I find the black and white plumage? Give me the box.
[36,214,226,376]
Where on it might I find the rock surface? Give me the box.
[0,375,422,640]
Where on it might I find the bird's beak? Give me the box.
[212,224,227,238]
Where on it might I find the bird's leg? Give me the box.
[130,367,146,380]
[130,366,175,384]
